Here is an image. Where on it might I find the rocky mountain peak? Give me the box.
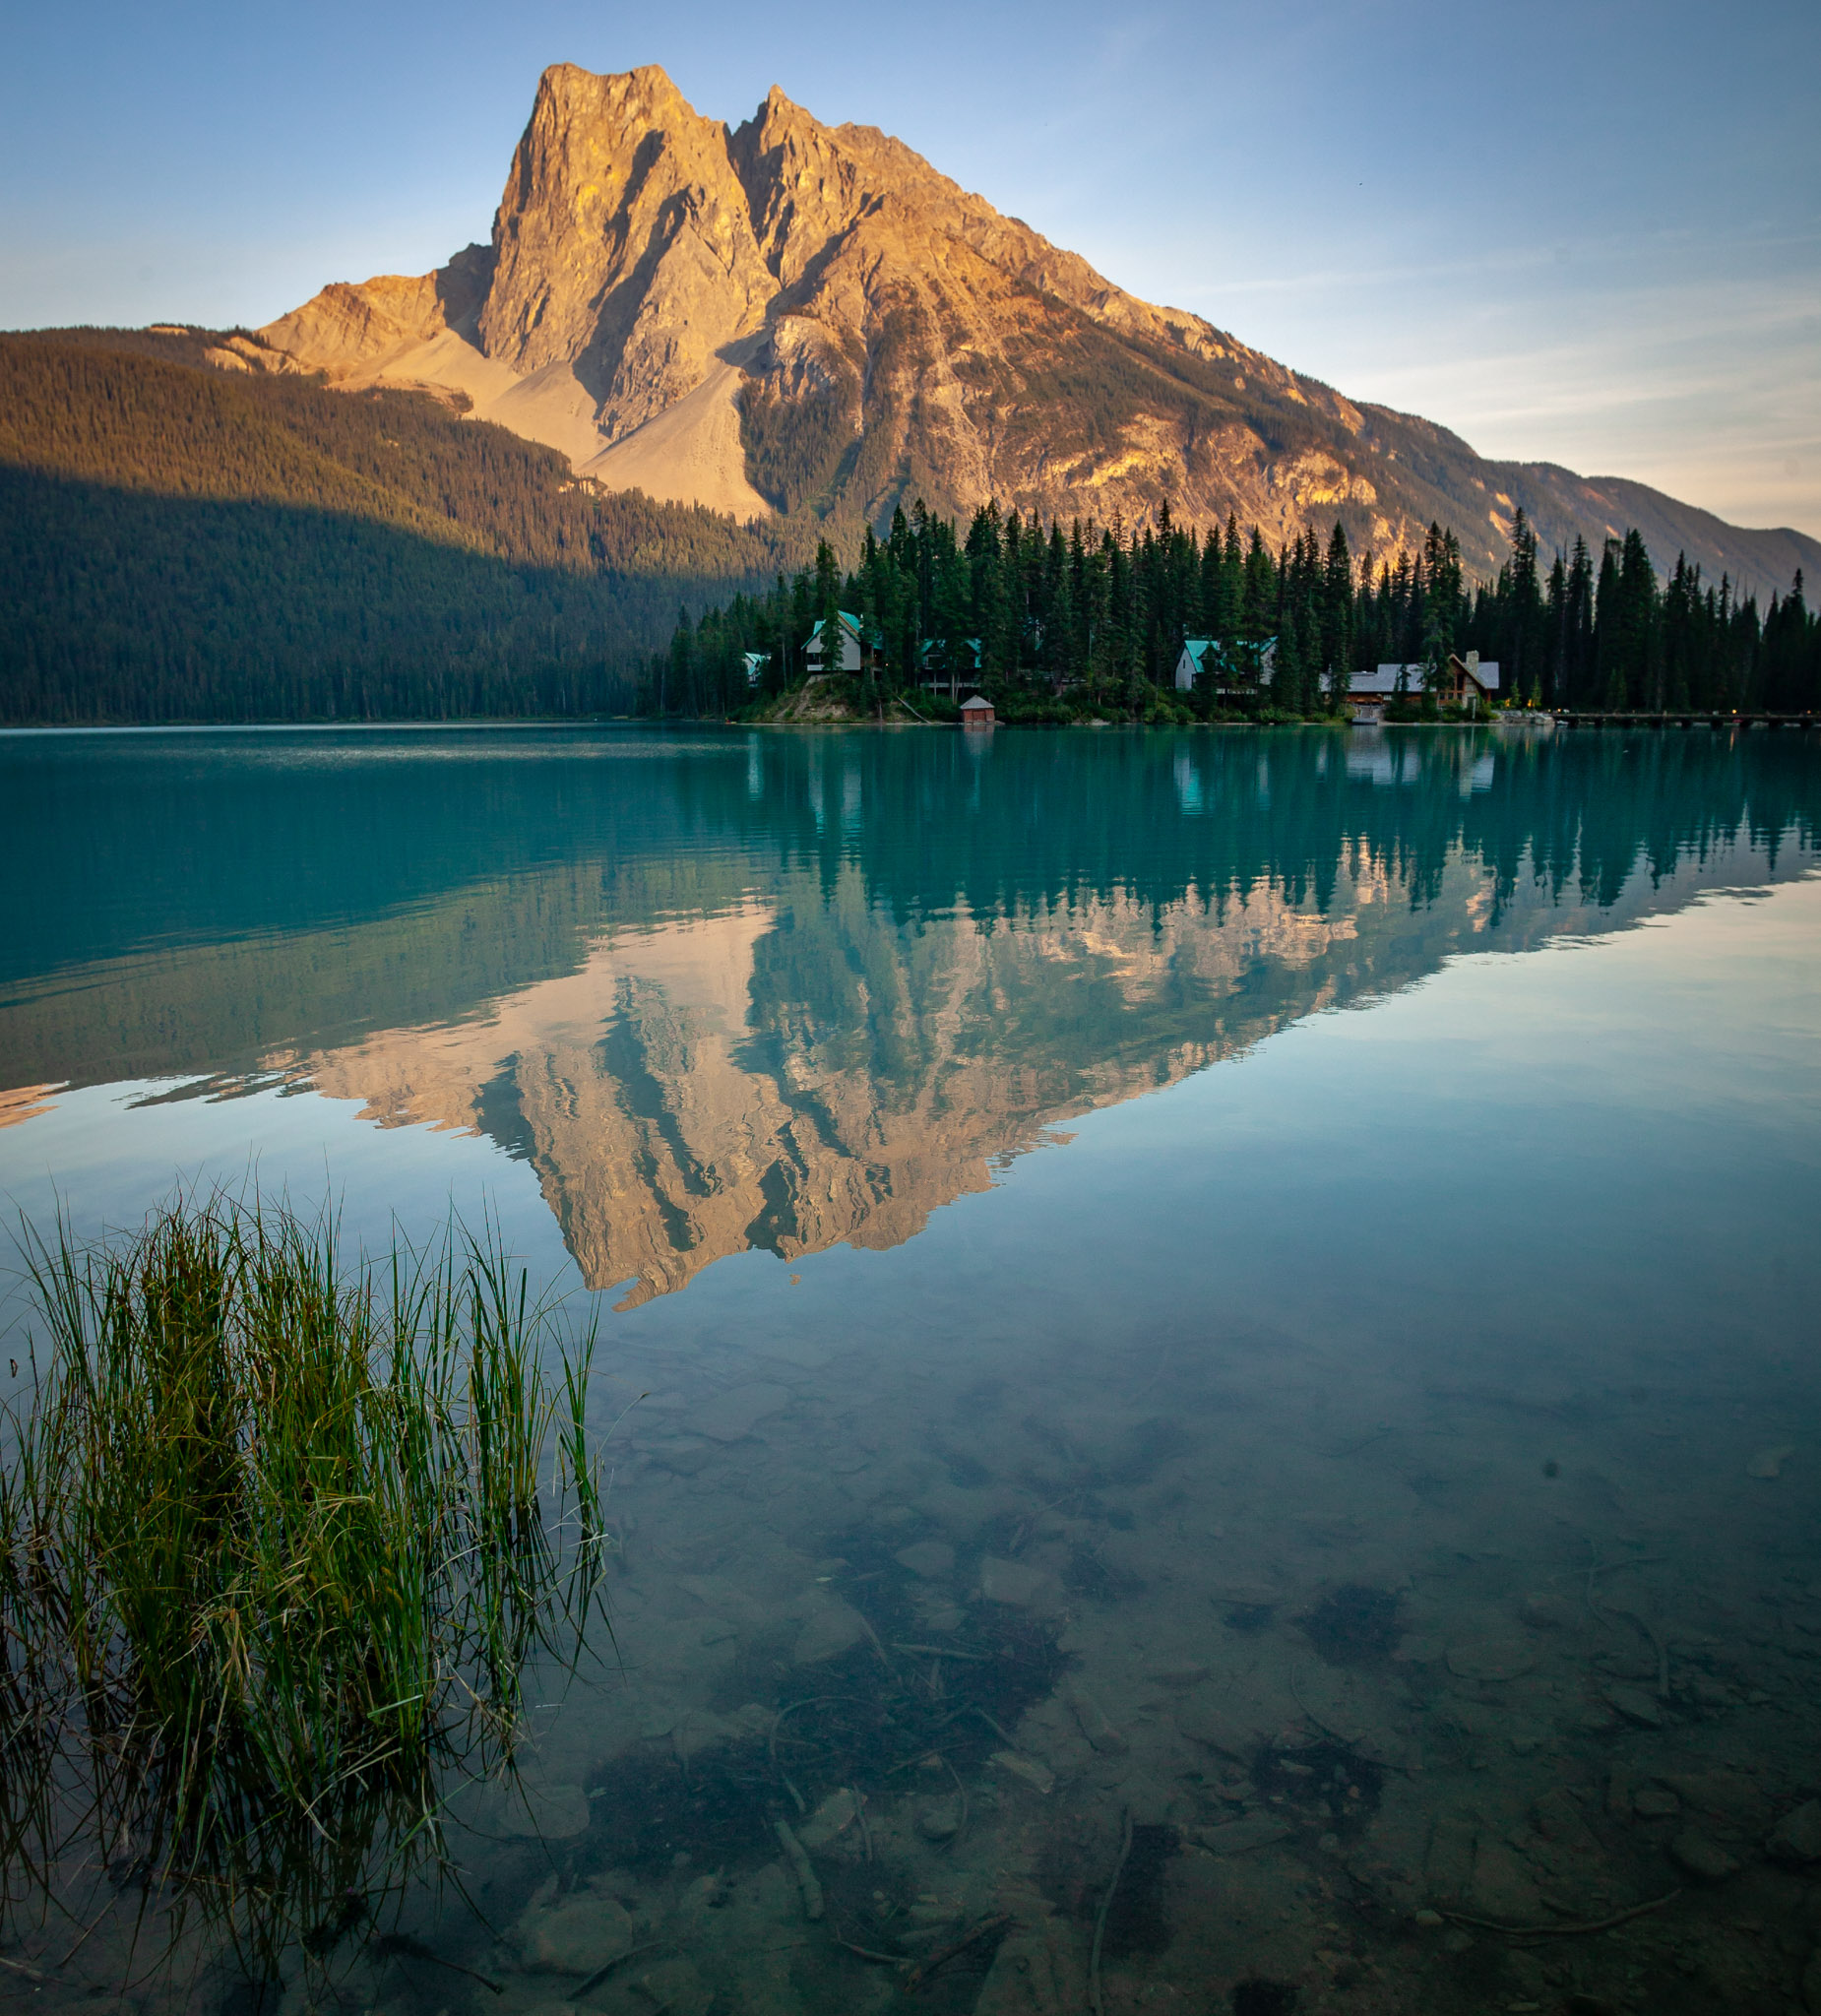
[253,61,1821,595]
[477,62,770,433]
[726,86,931,286]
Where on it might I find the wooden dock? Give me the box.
[1549,711,1817,730]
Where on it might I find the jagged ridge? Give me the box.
[254,63,1819,599]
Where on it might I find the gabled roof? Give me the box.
[960,693,993,712]
[1350,657,1501,694]
[1350,663,1415,694]
[1180,635,1277,662]
[917,635,983,665]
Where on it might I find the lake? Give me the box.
[3,723,1820,2014]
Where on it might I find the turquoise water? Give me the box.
[3,724,1820,2013]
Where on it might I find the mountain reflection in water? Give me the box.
[1,725,1816,1305]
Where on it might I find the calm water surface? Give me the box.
[3,724,1820,2014]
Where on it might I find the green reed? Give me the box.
[0,1195,608,1972]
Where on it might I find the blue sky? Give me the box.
[3,0,1815,536]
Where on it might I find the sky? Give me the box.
[3,0,1816,537]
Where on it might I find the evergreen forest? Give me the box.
[650,506,1821,724]
[0,332,813,724]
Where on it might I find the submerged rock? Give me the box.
[1445,1637,1538,1681]
[476,1776,591,1840]
[648,1436,714,1474]
[791,1603,870,1665]
[692,1382,791,1442]
[1423,1813,1476,1902]
[1198,1814,1291,1856]
[1667,1828,1739,1881]
[674,1573,769,1628]
[1652,1767,1763,1824]
[1745,1444,1795,1480]
[990,1749,1056,1795]
[895,1539,956,1578]
[796,1788,863,1852]
[1173,1696,1254,1761]
[517,1892,636,1974]
[1532,1787,1601,1853]
[1302,1584,1402,1666]
[1601,1683,1664,1728]
[916,1797,962,1841]
[670,1709,737,1763]
[1145,1662,1213,1687]
[1469,1841,1540,1921]
[625,1957,711,2016]
[669,1699,773,1763]
[1067,1683,1130,1754]
[1767,1799,1821,1865]
[1431,1689,1504,1739]
[527,1783,592,1840]
[979,1555,1060,1609]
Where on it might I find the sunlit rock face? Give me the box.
[251,65,1815,589]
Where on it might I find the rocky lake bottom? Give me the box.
[415,1302,1821,2016]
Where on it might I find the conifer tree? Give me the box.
[1322,524,1354,709]
[1241,530,1276,641]
[1503,509,1544,702]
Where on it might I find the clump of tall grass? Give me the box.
[0,1194,608,1970]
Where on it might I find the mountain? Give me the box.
[255,62,1820,601]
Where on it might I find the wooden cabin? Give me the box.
[1348,652,1501,720]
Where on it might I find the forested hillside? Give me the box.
[0,333,813,723]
